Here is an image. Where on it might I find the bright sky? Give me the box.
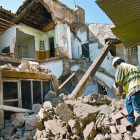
[0,0,112,24]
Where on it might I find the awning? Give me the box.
[96,0,140,48]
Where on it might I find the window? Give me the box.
[128,45,137,56]
[82,43,89,58]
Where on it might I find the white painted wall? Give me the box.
[55,23,72,58]
[0,26,16,53]
[71,34,82,58]
[83,81,98,95]
[40,60,63,79]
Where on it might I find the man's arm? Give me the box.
[115,66,124,96]
[115,65,124,86]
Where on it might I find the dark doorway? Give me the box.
[82,43,89,58]
[49,37,55,57]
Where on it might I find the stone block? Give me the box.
[32,104,42,114]
[55,103,73,122]
[83,122,96,140]
[44,90,56,101]
[43,101,52,109]
[44,120,66,135]
[68,119,80,135]
[25,114,37,131]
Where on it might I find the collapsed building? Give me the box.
[0,0,140,139]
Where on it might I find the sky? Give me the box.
[0,0,112,24]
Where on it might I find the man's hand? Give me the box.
[116,85,124,96]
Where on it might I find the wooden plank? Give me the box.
[0,105,33,113]
[31,81,33,106]
[71,43,111,98]
[0,71,4,128]
[41,81,43,103]
[0,22,11,27]
[0,17,14,25]
[1,70,52,80]
[4,99,20,102]
[18,81,22,108]
[13,0,37,23]
[0,24,8,29]
[2,78,50,81]
[59,72,76,89]
[51,75,59,96]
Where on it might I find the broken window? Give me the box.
[33,81,41,104]
[21,81,32,109]
[128,45,137,56]
[128,45,138,65]
[3,82,18,119]
[49,37,55,57]
[43,82,50,101]
[82,43,89,58]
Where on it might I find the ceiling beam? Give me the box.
[0,22,11,27]
[13,0,37,23]
[0,17,14,25]
[0,24,8,29]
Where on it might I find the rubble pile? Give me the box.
[0,60,52,75]
[1,92,139,140]
[71,56,92,69]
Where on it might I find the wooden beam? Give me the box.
[70,43,112,98]
[41,81,43,103]
[31,81,33,106]
[18,81,22,108]
[1,70,52,80]
[0,105,33,113]
[13,0,37,23]
[0,17,14,25]
[3,99,20,102]
[51,75,59,96]
[0,71,4,128]
[59,72,76,89]
[0,24,8,29]
[0,22,11,27]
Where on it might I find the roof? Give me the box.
[14,0,52,30]
[0,7,15,36]
[96,0,140,48]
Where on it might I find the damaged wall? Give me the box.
[0,26,16,54]
[40,59,63,79]
[55,23,72,58]
[16,25,56,60]
[38,0,74,24]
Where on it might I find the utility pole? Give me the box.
[74,0,77,7]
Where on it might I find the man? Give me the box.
[112,57,140,125]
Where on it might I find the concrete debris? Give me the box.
[0,60,52,75]
[55,103,73,122]
[1,92,140,140]
[32,104,42,114]
[44,90,57,102]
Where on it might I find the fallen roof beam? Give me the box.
[0,104,33,113]
[0,17,14,25]
[13,0,37,23]
[59,72,76,89]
